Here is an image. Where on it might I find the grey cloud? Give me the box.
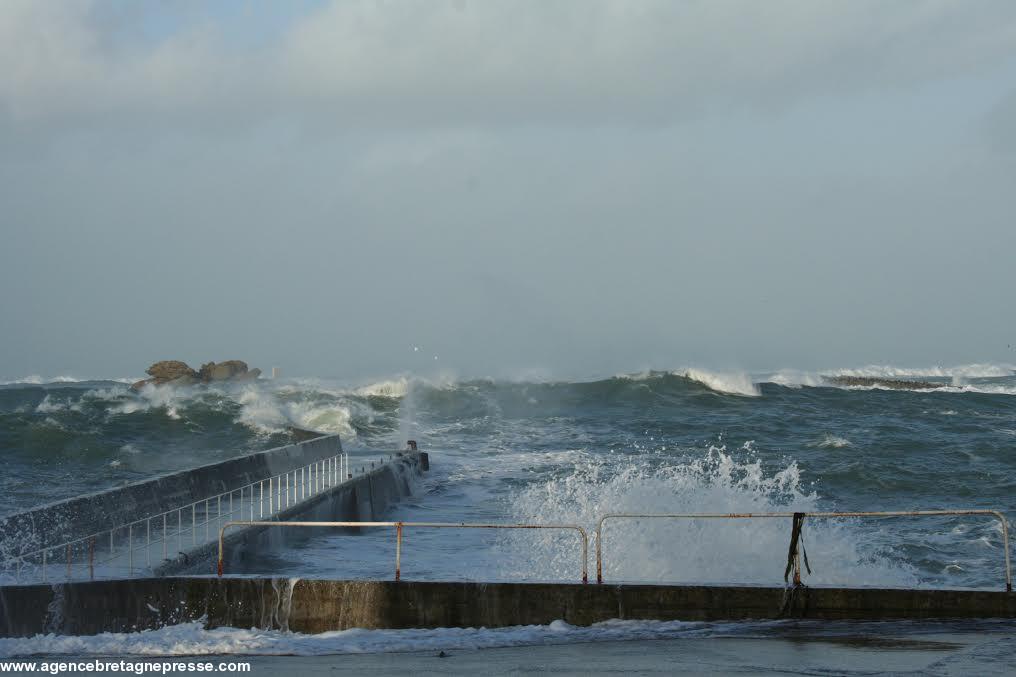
[3,1,1016,128]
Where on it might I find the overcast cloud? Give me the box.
[2,1,1015,381]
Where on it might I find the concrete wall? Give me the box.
[161,451,429,576]
[0,435,344,558]
[1,578,1012,637]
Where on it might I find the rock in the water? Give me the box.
[203,360,249,381]
[145,360,199,385]
[134,359,261,390]
[823,375,944,390]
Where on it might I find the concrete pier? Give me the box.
[0,435,348,551]
[166,450,429,576]
[0,578,1013,637]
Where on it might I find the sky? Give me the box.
[2,0,1016,382]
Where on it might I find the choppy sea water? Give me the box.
[1,364,1014,656]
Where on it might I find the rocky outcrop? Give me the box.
[198,360,260,382]
[823,376,945,391]
[132,360,261,390]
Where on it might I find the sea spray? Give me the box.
[499,447,916,587]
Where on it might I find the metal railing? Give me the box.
[217,520,590,583]
[595,510,1012,591]
[3,452,351,583]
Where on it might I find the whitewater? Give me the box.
[1,364,1014,657]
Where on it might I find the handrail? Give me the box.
[217,520,590,583]
[4,452,350,582]
[595,510,1012,591]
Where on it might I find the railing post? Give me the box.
[596,517,605,584]
[163,514,168,561]
[395,522,403,582]
[88,538,94,580]
[66,543,71,580]
[146,518,151,568]
[128,524,133,577]
[994,511,1012,593]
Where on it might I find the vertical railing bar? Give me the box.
[163,514,168,561]
[128,524,133,577]
[395,522,403,582]
[146,519,151,569]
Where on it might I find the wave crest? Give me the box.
[680,369,760,397]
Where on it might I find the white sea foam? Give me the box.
[34,395,67,413]
[762,364,1016,395]
[1,375,81,385]
[355,378,411,399]
[679,369,760,397]
[825,363,1015,379]
[764,369,825,388]
[814,435,852,448]
[501,448,915,588]
[0,618,727,657]
[236,385,359,438]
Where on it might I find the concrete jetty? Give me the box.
[0,435,430,583]
[1,578,1013,637]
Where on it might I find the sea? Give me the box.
[1,364,1014,672]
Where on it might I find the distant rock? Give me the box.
[823,376,945,391]
[199,360,250,382]
[145,360,199,386]
[132,359,261,390]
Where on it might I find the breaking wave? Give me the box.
[680,369,760,397]
[500,447,916,588]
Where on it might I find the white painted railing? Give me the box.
[4,452,351,583]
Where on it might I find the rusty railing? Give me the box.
[217,520,589,583]
[595,510,1012,591]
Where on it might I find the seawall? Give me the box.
[163,450,429,576]
[0,435,346,554]
[1,578,1013,637]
